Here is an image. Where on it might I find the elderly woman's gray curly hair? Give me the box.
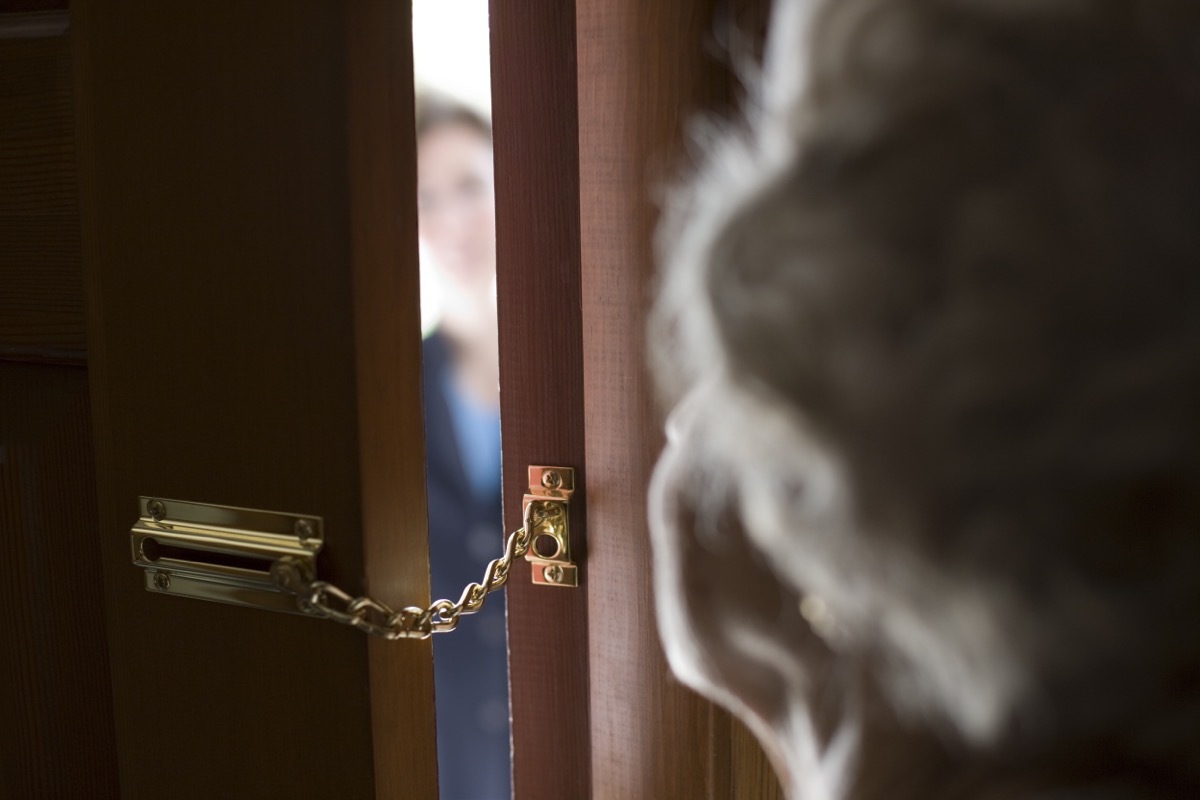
[652,0,1200,794]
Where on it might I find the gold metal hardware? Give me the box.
[272,502,538,639]
[131,465,581,636]
[130,497,322,615]
[523,466,578,587]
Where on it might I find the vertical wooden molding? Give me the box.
[575,2,717,796]
[491,2,592,798]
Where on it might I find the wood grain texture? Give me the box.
[731,717,786,800]
[0,31,86,359]
[74,2,435,796]
[490,2,592,798]
[346,3,439,798]
[0,9,69,38]
[576,0,784,797]
[0,363,118,799]
[0,3,68,14]
[576,2,721,795]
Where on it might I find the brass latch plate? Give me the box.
[523,466,578,587]
[130,497,322,615]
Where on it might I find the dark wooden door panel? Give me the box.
[0,24,86,363]
[74,2,435,797]
[0,362,118,798]
[0,12,117,798]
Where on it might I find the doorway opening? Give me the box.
[411,3,509,799]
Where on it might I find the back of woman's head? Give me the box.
[653,0,1200,791]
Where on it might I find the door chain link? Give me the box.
[269,501,544,640]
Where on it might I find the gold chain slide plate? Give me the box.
[130,496,322,616]
[130,466,578,638]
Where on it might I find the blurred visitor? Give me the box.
[416,93,509,800]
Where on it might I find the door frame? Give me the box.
[494,1,781,797]
[490,4,591,798]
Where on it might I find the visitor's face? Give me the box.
[417,122,497,299]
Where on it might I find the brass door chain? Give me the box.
[129,467,579,631]
[268,502,539,640]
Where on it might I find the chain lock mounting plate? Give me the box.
[130,497,322,615]
[523,466,578,587]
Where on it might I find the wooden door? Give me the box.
[74,1,437,797]
[4,1,784,797]
[493,0,784,798]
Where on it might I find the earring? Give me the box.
[799,594,841,641]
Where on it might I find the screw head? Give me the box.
[544,564,564,584]
[294,519,314,541]
[153,571,171,591]
[147,499,166,521]
[541,470,562,490]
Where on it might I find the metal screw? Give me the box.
[544,564,564,584]
[541,470,562,490]
[147,499,166,521]
[153,571,171,591]
[294,519,314,541]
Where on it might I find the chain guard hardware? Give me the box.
[269,499,537,640]
[133,467,579,639]
[273,467,578,638]
[523,466,578,587]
